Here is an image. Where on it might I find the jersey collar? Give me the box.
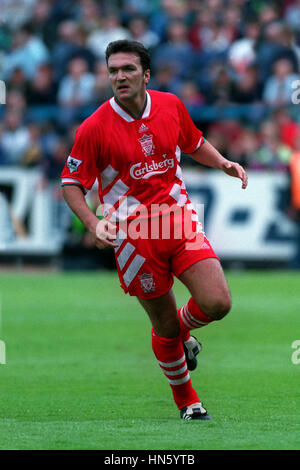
[109,91,151,122]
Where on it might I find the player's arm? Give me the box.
[62,185,117,249]
[189,139,248,189]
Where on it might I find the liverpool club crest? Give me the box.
[138,134,155,157]
[139,273,155,293]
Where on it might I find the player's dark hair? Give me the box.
[105,40,151,72]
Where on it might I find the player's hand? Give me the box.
[222,161,248,189]
[92,218,118,250]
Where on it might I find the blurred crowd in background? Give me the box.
[1,0,300,178]
[1,0,300,268]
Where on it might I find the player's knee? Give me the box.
[214,297,232,320]
[201,295,232,320]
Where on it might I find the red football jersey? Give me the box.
[61,90,204,222]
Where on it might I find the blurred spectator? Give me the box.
[222,3,242,42]
[57,57,95,125]
[22,123,43,168]
[149,0,190,41]
[258,3,280,26]
[128,15,160,50]
[262,57,298,106]
[77,0,102,35]
[42,138,70,183]
[0,0,38,31]
[178,81,205,107]
[0,111,30,165]
[248,120,292,171]
[149,64,183,94]
[206,120,250,166]
[51,20,96,81]
[51,20,80,80]
[280,24,300,71]
[27,0,58,49]
[231,65,263,103]
[38,123,60,159]
[273,107,300,150]
[1,23,49,80]
[0,0,299,178]
[240,127,260,165]
[5,89,27,114]
[152,20,195,79]
[93,60,113,104]
[228,21,259,75]
[189,7,215,49]
[284,0,300,32]
[27,63,58,105]
[205,64,236,104]
[189,7,232,54]
[255,21,299,82]
[58,56,95,106]
[0,23,12,51]
[49,0,79,23]
[226,126,259,168]
[122,0,158,21]
[66,27,97,72]
[6,67,30,97]
[87,13,129,60]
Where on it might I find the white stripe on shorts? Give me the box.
[117,242,135,270]
[114,229,127,253]
[123,254,145,287]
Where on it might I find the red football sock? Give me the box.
[151,328,199,409]
[178,297,214,342]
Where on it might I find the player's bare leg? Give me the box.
[178,258,232,321]
[175,257,231,372]
[137,291,211,420]
[137,290,179,337]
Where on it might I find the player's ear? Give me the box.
[144,69,150,85]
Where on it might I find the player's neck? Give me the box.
[115,90,147,120]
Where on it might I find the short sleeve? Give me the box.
[176,98,204,154]
[61,119,100,193]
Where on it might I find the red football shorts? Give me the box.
[113,209,220,299]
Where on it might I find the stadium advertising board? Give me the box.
[0,168,296,261]
[0,167,65,255]
[184,169,296,261]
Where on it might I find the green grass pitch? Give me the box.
[0,270,299,450]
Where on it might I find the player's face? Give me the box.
[107,52,150,102]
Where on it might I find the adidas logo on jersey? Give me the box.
[130,158,175,180]
[138,123,149,133]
